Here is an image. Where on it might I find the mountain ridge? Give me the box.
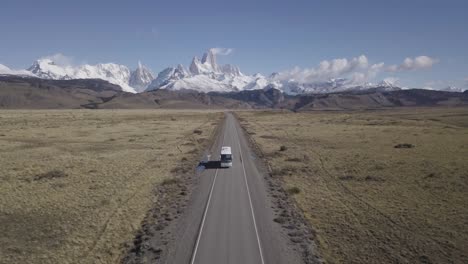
[1,49,466,94]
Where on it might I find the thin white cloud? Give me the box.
[210,48,233,56]
[464,77,468,87]
[387,56,438,72]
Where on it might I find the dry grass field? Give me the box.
[238,108,468,264]
[0,110,222,264]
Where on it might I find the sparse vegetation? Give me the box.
[239,108,468,264]
[161,177,181,186]
[286,186,301,195]
[394,143,415,148]
[34,170,67,181]
[285,157,302,162]
[0,110,221,264]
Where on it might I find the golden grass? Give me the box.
[238,108,468,264]
[0,110,222,264]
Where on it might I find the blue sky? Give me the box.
[1,0,467,89]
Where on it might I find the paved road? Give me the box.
[168,113,302,264]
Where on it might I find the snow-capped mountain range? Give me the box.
[0,49,464,94]
[25,58,153,93]
[145,49,401,94]
[1,58,155,93]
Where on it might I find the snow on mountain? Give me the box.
[161,75,236,93]
[268,78,348,95]
[440,86,466,92]
[219,64,242,77]
[201,49,218,72]
[3,49,445,95]
[75,63,134,92]
[27,59,75,79]
[148,48,259,93]
[146,48,405,95]
[146,64,190,91]
[26,58,136,93]
[0,64,34,76]
[129,61,155,92]
[0,64,9,73]
[189,56,215,76]
[266,78,402,95]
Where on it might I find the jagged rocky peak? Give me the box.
[189,56,202,75]
[269,72,280,79]
[176,64,190,76]
[187,48,244,78]
[129,61,155,92]
[201,48,218,71]
[146,64,190,91]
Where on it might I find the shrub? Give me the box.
[285,157,302,162]
[394,143,414,148]
[286,186,301,195]
[161,178,180,186]
[279,145,288,151]
[339,175,354,181]
[34,170,67,181]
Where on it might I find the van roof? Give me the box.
[221,146,231,154]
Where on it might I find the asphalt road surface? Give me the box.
[168,113,302,264]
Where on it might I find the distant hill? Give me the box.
[1,75,467,110]
[0,75,122,109]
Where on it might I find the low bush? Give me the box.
[286,186,301,195]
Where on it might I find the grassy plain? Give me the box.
[0,110,221,264]
[238,108,468,264]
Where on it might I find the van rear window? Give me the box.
[221,154,232,161]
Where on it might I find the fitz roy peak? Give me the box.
[146,48,265,93]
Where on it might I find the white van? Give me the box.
[220,146,233,168]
